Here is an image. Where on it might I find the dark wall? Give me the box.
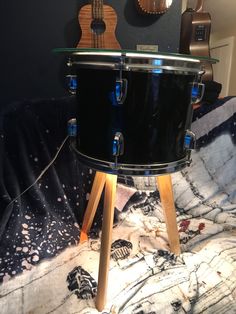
[0,0,181,107]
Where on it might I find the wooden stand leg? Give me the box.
[95,174,117,312]
[80,171,180,311]
[156,174,181,256]
[79,171,107,243]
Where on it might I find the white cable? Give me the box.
[5,135,69,209]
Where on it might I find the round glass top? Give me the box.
[53,48,218,64]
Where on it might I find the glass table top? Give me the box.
[53,48,218,64]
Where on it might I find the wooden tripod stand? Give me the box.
[79,171,180,311]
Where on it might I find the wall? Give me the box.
[181,0,188,12]
[204,0,236,96]
[0,0,181,107]
[210,32,236,96]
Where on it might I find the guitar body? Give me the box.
[179,2,213,81]
[77,4,120,49]
[136,0,172,15]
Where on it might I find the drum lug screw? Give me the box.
[191,82,205,104]
[184,130,196,166]
[184,130,196,150]
[66,57,73,67]
[186,157,192,166]
[66,57,77,95]
[115,79,128,104]
[66,75,77,95]
[67,118,77,137]
[112,132,124,168]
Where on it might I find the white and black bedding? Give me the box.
[0,95,236,313]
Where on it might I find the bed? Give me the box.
[0,95,236,313]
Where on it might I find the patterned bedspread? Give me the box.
[0,96,236,313]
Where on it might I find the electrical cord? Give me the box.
[4,135,69,210]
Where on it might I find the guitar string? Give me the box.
[92,0,96,47]
[93,0,97,48]
[97,0,102,49]
[99,0,104,48]
[94,0,105,48]
[93,0,104,48]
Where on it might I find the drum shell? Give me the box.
[75,68,196,175]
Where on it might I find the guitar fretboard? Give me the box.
[92,0,104,20]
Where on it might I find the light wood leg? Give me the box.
[80,171,107,243]
[95,174,117,312]
[156,174,181,256]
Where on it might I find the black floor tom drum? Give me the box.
[60,49,214,176]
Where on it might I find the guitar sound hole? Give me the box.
[91,20,106,35]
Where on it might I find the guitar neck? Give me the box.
[92,0,104,19]
[195,0,204,12]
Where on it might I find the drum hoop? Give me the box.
[71,143,188,176]
[71,52,203,74]
[70,50,202,63]
[73,61,202,74]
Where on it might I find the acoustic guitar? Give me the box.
[77,0,120,49]
[179,0,213,81]
[136,0,173,15]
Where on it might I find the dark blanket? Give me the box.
[0,96,102,281]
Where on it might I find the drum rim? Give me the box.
[71,60,203,75]
[60,49,213,75]
[71,143,189,176]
